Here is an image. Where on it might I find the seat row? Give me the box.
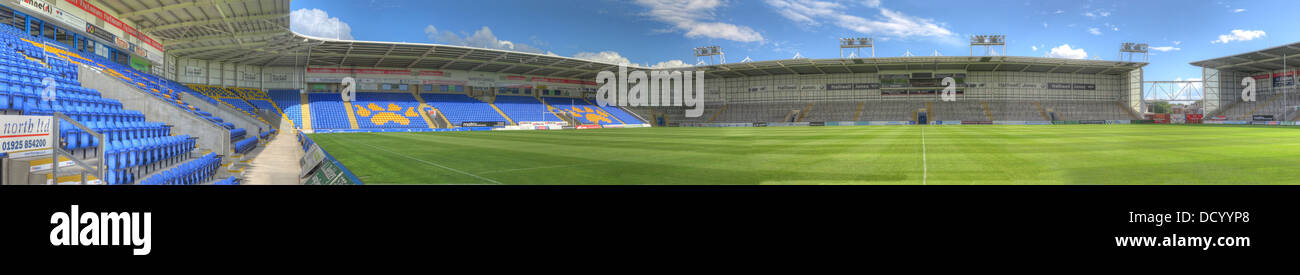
[105,135,197,173]
[137,153,220,186]
[234,136,258,154]
[60,120,171,151]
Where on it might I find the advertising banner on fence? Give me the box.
[869,121,913,126]
[460,122,507,127]
[0,115,54,158]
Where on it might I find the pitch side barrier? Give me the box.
[677,120,1175,127]
[312,127,496,134]
[297,132,363,185]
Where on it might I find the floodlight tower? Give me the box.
[694,46,726,65]
[969,35,1006,56]
[1119,42,1149,62]
[839,37,875,58]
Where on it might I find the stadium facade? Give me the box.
[1191,42,1300,122]
[0,0,1292,185]
[636,56,1145,125]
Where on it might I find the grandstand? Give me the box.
[1191,42,1300,122]
[2,0,1295,186]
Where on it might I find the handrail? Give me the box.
[50,112,105,185]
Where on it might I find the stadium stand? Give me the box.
[352,92,429,129]
[270,89,305,128]
[494,95,562,123]
[543,97,623,125]
[0,24,232,185]
[308,93,352,129]
[183,84,271,124]
[420,93,510,125]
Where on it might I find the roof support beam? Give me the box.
[374,44,397,67]
[120,0,263,18]
[142,14,287,33]
[169,41,271,55]
[471,53,509,71]
[440,49,476,69]
[406,47,438,68]
[164,31,285,47]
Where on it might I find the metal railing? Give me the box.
[50,112,105,185]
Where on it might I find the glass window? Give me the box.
[29,20,40,37]
[43,21,55,40]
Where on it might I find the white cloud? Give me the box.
[1088,28,1102,35]
[651,60,692,68]
[424,25,546,54]
[1151,46,1181,52]
[862,0,881,8]
[1083,9,1110,18]
[1233,9,1246,13]
[574,51,635,66]
[290,8,354,40]
[1046,44,1088,59]
[766,0,954,41]
[573,51,690,68]
[1031,45,1038,51]
[1103,23,1119,32]
[1042,22,1048,28]
[1053,9,1064,14]
[1172,41,1182,45]
[1212,29,1266,44]
[634,0,764,43]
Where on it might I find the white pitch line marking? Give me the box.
[921,126,928,186]
[356,141,504,185]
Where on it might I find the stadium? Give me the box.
[0,0,1297,185]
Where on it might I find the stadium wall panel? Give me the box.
[79,64,232,153]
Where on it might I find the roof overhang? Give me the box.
[1189,41,1300,73]
[698,56,1147,79]
[119,0,1145,81]
[98,0,292,56]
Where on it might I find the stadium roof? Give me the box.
[697,56,1146,79]
[1189,42,1300,73]
[98,0,294,59]
[129,0,1145,80]
[275,35,647,79]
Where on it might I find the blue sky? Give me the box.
[289,0,1298,82]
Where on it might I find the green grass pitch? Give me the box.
[308,125,1300,185]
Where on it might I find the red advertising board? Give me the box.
[1152,114,1171,124]
[419,71,444,76]
[308,68,412,75]
[531,77,597,86]
[1186,114,1204,124]
[64,0,163,51]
